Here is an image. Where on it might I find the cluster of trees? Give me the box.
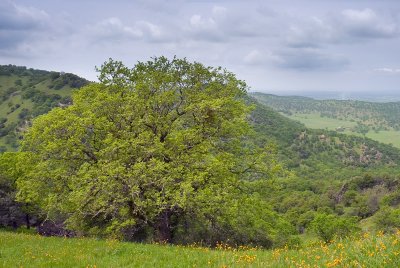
[48,72,88,90]
[0,153,38,228]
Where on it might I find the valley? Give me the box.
[251,92,400,148]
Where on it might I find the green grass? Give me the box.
[0,95,34,125]
[2,230,400,267]
[0,230,267,268]
[35,79,76,97]
[0,75,21,89]
[365,130,400,148]
[285,112,356,131]
[286,112,400,148]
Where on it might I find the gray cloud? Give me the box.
[286,8,399,48]
[274,49,349,71]
[2,0,400,94]
[0,1,49,50]
[242,47,349,72]
[340,8,398,38]
[0,1,48,30]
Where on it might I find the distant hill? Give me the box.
[251,92,400,148]
[0,65,89,151]
[249,98,400,175]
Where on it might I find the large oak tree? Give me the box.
[17,57,291,246]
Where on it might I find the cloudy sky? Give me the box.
[1,0,400,95]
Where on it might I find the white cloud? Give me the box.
[190,14,216,30]
[185,5,278,42]
[88,17,143,41]
[242,47,349,72]
[84,17,170,44]
[342,8,376,22]
[375,68,400,74]
[212,6,227,18]
[187,13,224,42]
[137,21,161,38]
[243,49,282,65]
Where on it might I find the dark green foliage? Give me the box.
[49,73,88,90]
[0,153,38,228]
[373,207,400,232]
[18,109,29,120]
[310,213,360,243]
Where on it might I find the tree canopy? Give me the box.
[17,57,289,246]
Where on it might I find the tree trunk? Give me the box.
[26,214,30,229]
[155,209,172,243]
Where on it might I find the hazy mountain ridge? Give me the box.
[259,91,400,102]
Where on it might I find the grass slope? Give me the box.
[0,65,89,151]
[1,230,400,267]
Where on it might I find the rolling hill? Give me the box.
[0,65,89,151]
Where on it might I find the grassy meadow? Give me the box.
[1,230,400,267]
[285,113,357,131]
[286,112,400,148]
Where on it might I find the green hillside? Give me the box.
[0,65,89,151]
[251,92,400,148]
[250,97,400,171]
[248,95,400,236]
